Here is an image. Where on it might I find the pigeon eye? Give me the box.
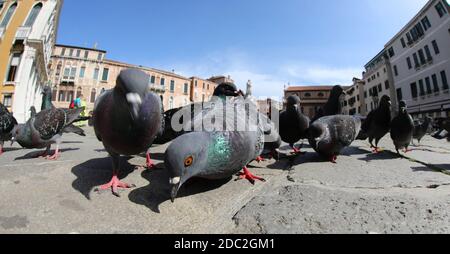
[184,156,194,167]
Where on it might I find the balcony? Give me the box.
[149,84,165,93]
[15,26,31,41]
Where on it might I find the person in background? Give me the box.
[74,94,87,127]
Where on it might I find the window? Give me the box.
[425,77,432,94]
[364,91,367,98]
[58,91,65,102]
[442,71,449,90]
[195,80,198,87]
[401,38,406,48]
[413,53,419,68]
[169,96,174,109]
[70,67,76,79]
[69,49,74,57]
[97,53,103,61]
[424,45,432,61]
[378,84,382,92]
[67,91,74,102]
[406,33,413,44]
[161,78,165,86]
[418,49,426,65]
[396,88,403,101]
[90,89,96,103]
[421,16,431,31]
[184,83,189,94]
[305,93,311,97]
[79,67,85,78]
[419,79,425,96]
[56,63,62,76]
[432,40,440,54]
[76,87,82,98]
[0,3,17,28]
[170,80,175,92]
[2,94,12,107]
[0,2,3,12]
[24,3,42,27]
[432,74,439,92]
[84,51,89,59]
[318,93,324,97]
[410,82,418,98]
[435,2,447,17]
[101,68,109,81]
[76,50,81,58]
[388,47,395,58]
[150,75,155,84]
[93,68,99,80]
[61,48,66,56]
[203,83,205,89]
[6,53,21,82]
[407,57,412,69]
[385,80,390,90]
[394,65,398,76]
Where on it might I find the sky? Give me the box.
[56,0,432,98]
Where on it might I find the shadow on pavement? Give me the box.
[71,156,135,200]
[411,164,450,173]
[128,169,231,214]
[358,150,399,162]
[14,148,80,160]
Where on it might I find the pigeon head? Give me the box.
[330,85,345,98]
[398,100,407,114]
[379,95,392,109]
[30,106,37,116]
[115,69,150,121]
[286,95,301,110]
[164,132,213,202]
[11,124,26,147]
[213,82,241,97]
[42,86,52,96]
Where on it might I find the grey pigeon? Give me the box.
[390,101,414,154]
[258,112,281,160]
[165,96,265,202]
[12,107,84,160]
[311,85,344,122]
[279,95,310,153]
[93,69,162,197]
[413,116,432,145]
[308,115,361,163]
[0,103,18,155]
[360,95,392,153]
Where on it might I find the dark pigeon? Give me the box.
[154,82,243,144]
[359,95,392,153]
[40,86,87,136]
[390,101,414,154]
[165,96,265,202]
[413,116,432,145]
[0,103,18,155]
[258,112,281,160]
[308,115,362,163]
[93,69,162,197]
[279,95,310,153]
[311,85,344,122]
[12,107,84,160]
[432,118,450,141]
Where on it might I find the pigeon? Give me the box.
[30,106,37,118]
[92,69,162,196]
[279,95,310,154]
[258,112,281,161]
[165,96,265,202]
[0,103,18,155]
[359,95,392,153]
[12,107,84,160]
[390,101,414,154]
[432,118,450,141]
[154,82,243,144]
[412,116,432,145]
[40,86,87,136]
[307,115,361,163]
[311,85,344,122]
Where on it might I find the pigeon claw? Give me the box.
[291,146,306,155]
[372,147,382,154]
[256,156,265,163]
[146,154,156,170]
[237,167,266,185]
[45,153,60,160]
[403,148,412,153]
[98,175,135,197]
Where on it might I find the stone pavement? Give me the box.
[0,127,449,234]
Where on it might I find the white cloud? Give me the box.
[282,64,363,86]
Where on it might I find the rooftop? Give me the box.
[285,86,335,92]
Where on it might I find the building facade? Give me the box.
[49,44,235,113]
[361,50,397,116]
[0,0,62,122]
[341,78,365,116]
[284,86,334,119]
[385,0,450,119]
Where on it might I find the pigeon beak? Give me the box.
[170,182,181,203]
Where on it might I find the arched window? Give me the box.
[0,3,18,28]
[90,89,96,103]
[318,92,324,97]
[24,3,42,27]
[305,93,312,97]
